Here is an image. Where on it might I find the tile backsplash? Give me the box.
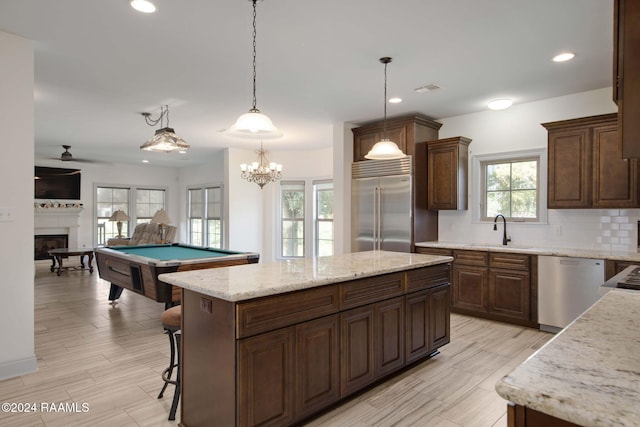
[437,209,640,252]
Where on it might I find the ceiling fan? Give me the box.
[51,145,103,163]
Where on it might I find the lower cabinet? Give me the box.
[416,247,537,328]
[238,328,295,427]
[235,266,451,426]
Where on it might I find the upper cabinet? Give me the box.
[614,0,640,158]
[426,137,472,210]
[352,114,441,162]
[543,113,639,209]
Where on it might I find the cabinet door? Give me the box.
[238,328,294,427]
[489,269,530,321]
[429,283,451,350]
[592,123,639,207]
[452,265,489,313]
[295,315,340,419]
[405,290,430,364]
[375,297,405,377]
[547,127,591,208]
[428,143,458,210]
[617,0,640,158]
[340,305,375,397]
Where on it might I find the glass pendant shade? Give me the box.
[365,57,406,160]
[140,127,190,152]
[227,109,281,138]
[365,139,406,160]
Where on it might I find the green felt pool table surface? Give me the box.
[109,244,247,261]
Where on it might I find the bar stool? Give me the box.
[158,305,181,421]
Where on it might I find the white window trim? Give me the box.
[275,177,333,260]
[471,148,548,224]
[187,183,224,248]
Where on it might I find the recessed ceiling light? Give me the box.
[487,99,513,110]
[552,52,575,62]
[388,97,402,104]
[142,159,149,163]
[130,0,157,14]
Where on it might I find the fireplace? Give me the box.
[35,234,68,260]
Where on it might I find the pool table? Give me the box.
[94,244,259,307]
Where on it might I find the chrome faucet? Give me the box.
[493,214,511,246]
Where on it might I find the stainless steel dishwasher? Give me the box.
[538,256,605,332]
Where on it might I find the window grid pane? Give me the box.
[96,186,130,244]
[314,181,334,257]
[281,182,305,258]
[482,158,538,221]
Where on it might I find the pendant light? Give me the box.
[139,105,190,153]
[227,0,281,138]
[365,57,406,160]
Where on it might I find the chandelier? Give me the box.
[226,0,281,138]
[240,142,283,189]
[139,105,190,153]
[365,57,406,160]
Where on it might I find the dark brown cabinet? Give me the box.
[416,247,537,328]
[543,114,639,209]
[352,114,442,162]
[426,137,472,210]
[295,315,340,419]
[238,328,295,427]
[181,263,452,426]
[614,0,640,158]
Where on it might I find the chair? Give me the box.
[158,305,181,421]
[106,223,177,246]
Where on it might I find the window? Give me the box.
[95,185,167,246]
[188,185,223,248]
[314,180,334,256]
[481,158,539,221]
[281,181,305,258]
[96,186,130,245]
[136,188,166,224]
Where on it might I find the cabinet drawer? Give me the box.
[489,253,530,270]
[237,285,339,339]
[415,247,453,256]
[341,273,404,310]
[453,250,488,266]
[406,264,450,292]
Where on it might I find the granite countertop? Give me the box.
[416,241,640,262]
[495,289,640,426]
[159,250,453,302]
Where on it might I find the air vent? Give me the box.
[414,84,441,93]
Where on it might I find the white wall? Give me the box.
[436,87,638,251]
[332,122,354,255]
[0,31,37,379]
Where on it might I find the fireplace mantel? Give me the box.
[34,207,83,248]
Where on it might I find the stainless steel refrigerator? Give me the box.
[351,157,412,252]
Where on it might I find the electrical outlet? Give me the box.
[200,297,212,314]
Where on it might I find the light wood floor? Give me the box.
[0,261,551,426]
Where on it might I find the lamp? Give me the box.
[151,208,172,243]
[109,210,130,238]
[140,105,190,153]
[240,142,282,189]
[226,0,281,138]
[365,57,406,160]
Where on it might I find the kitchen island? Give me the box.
[495,289,640,426]
[159,250,453,427]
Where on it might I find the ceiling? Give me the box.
[0,0,613,167]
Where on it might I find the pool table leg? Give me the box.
[109,284,124,303]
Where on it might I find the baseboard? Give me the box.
[0,355,37,380]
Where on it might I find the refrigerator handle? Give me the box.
[378,187,383,250]
[373,186,378,249]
